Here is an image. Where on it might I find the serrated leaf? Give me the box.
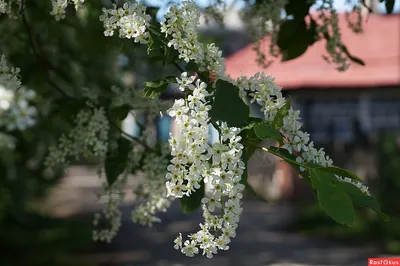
[210,80,249,127]
[254,122,283,143]
[338,182,389,221]
[180,180,205,214]
[143,76,176,99]
[310,168,355,225]
[104,137,132,186]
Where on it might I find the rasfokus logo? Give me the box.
[369,258,400,266]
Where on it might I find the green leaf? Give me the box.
[163,44,180,65]
[147,26,163,56]
[108,105,131,122]
[210,80,249,127]
[263,148,388,223]
[246,117,265,126]
[148,24,179,65]
[240,129,261,161]
[315,166,364,182]
[271,98,291,128]
[143,76,176,99]
[278,19,310,61]
[180,180,205,214]
[277,19,304,50]
[185,61,199,73]
[104,137,132,186]
[185,61,210,81]
[338,182,389,221]
[277,17,318,61]
[240,117,272,159]
[265,146,306,174]
[254,122,283,143]
[310,168,355,225]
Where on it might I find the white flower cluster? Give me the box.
[0,0,11,16]
[167,72,245,258]
[50,0,85,21]
[131,144,172,227]
[45,106,109,171]
[160,0,225,76]
[99,2,151,43]
[0,55,37,132]
[232,72,369,194]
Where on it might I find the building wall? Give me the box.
[273,86,400,201]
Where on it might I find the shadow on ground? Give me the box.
[73,200,378,266]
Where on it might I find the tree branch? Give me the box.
[106,111,154,151]
[19,0,25,14]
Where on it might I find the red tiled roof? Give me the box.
[224,14,400,90]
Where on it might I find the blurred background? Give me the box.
[0,0,399,265]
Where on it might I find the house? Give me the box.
[224,13,400,201]
[122,12,399,201]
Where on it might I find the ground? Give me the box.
[44,166,384,266]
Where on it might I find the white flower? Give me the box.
[182,240,199,257]
[160,0,225,76]
[100,2,151,43]
[201,196,221,212]
[176,72,196,91]
[0,84,13,110]
[0,55,37,132]
[174,233,183,250]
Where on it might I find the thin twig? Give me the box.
[106,111,153,151]
[21,11,39,57]
[19,0,25,14]
[130,111,146,132]
[172,61,185,73]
